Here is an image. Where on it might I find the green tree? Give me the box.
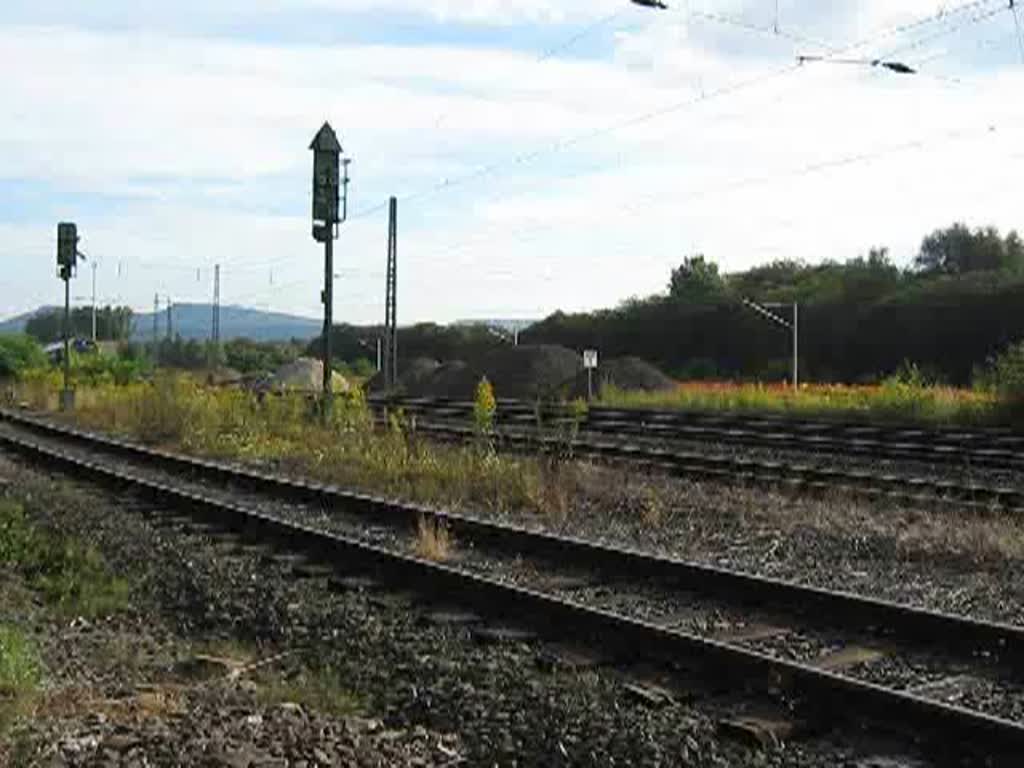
[915,223,1024,275]
[668,255,728,303]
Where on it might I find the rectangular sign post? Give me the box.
[583,349,598,401]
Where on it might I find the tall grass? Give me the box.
[54,374,556,517]
[599,380,998,425]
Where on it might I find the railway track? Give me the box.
[371,395,1024,470]
[367,401,1024,514]
[2,408,1024,764]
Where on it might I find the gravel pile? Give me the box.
[562,357,676,399]
[395,345,582,400]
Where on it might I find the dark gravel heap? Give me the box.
[0,459,896,767]
[395,345,583,400]
[561,357,676,399]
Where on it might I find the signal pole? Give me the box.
[310,122,350,421]
[56,223,80,411]
[384,196,398,390]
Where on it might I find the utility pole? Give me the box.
[153,294,160,360]
[211,264,221,346]
[310,122,350,421]
[741,298,800,391]
[384,196,398,390]
[166,298,173,340]
[90,260,98,342]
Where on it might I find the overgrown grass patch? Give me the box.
[42,374,571,519]
[256,663,363,718]
[0,499,129,619]
[0,624,40,734]
[599,379,998,426]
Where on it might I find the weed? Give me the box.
[256,663,362,718]
[413,514,452,561]
[0,499,129,619]
[0,625,40,734]
[473,376,497,439]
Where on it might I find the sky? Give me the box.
[2,0,1024,324]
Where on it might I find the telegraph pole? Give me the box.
[384,196,398,390]
[166,298,173,340]
[152,294,160,357]
[90,261,98,342]
[310,122,349,421]
[741,298,800,391]
[210,263,221,349]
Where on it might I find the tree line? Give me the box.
[522,222,1024,386]
[24,306,134,343]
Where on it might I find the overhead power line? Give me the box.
[345,0,1007,222]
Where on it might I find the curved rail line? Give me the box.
[1,409,1024,762]
[371,395,1024,470]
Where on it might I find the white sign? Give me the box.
[583,349,598,369]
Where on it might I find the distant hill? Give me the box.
[133,304,320,342]
[0,304,320,342]
[0,306,59,335]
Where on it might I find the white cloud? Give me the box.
[2,1,1023,324]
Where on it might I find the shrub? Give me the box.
[0,335,46,379]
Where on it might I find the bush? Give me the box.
[0,335,46,379]
[975,341,1024,413]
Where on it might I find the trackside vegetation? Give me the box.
[27,375,565,517]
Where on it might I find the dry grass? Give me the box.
[413,515,453,561]
[41,375,561,520]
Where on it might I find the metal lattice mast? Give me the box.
[212,264,221,345]
[384,196,398,390]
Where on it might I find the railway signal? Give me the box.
[310,121,351,419]
[56,222,83,411]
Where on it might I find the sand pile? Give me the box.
[270,357,349,393]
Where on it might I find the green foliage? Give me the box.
[24,305,133,343]
[525,224,1024,387]
[66,376,563,517]
[222,338,303,374]
[668,254,728,303]
[916,223,1024,275]
[0,335,46,379]
[0,499,129,618]
[975,341,1024,403]
[350,357,376,378]
[0,624,40,734]
[598,381,994,425]
[0,626,39,695]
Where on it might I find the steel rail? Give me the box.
[0,418,1022,764]
[373,416,1024,514]
[371,395,1024,469]
[2,407,1023,665]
